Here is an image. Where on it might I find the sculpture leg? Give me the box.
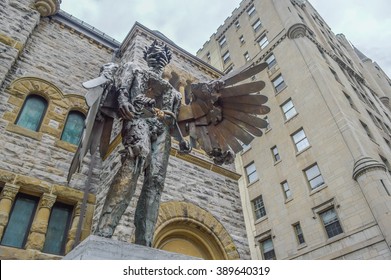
[95,119,150,238]
[134,125,171,246]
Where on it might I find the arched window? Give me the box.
[16,94,48,131]
[61,111,85,145]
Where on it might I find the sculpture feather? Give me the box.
[176,62,270,164]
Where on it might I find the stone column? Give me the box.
[0,184,20,240]
[64,202,81,254]
[353,156,391,249]
[25,193,56,251]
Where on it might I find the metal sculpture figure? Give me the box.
[68,40,270,247]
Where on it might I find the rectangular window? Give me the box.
[320,208,343,238]
[344,92,356,110]
[42,202,73,255]
[258,35,269,49]
[239,35,245,44]
[253,195,266,220]
[281,181,292,199]
[265,54,276,69]
[292,128,310,152]
[1,194,39,248]
[222,51,230,64]
[271,146,280,162]
[330,68,341,83]
[272,74,286,93]
[235,20,240,29]
[245,162,258,184]
[380,155,391,174]
[247,4,256,16]
[206,52,211,60]
[252,19,262,32]
[260,238,276,260]
[219,36,227,48]
[304,164,325,189]
[281,99,297,120]
[360,120,374,140]
[293,223,305,244]
[244,52,250,61]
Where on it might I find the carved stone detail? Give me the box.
[39,193,56,209]
[287,23,307,39]
[353,156,386,180]
[34,0,61,17]
[0,184,20,201]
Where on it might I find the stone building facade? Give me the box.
[196,0,391,259]
[0,0,250,260]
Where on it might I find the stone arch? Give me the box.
[153,201,240,260]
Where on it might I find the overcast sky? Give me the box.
[61,0,391,77]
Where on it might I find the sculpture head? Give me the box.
[100,62,119,81]
[143,40,172,75]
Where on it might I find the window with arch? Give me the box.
[16,94,48,131]
[61,111,85,145]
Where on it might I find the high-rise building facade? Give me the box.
[197,0,391,259]
[0,0,249,260]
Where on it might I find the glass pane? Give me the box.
[306,165,320,180]
[61,112,85,145]
[321,209,337,225]
[43,203,72,255]
[262,239,273,252]
[248,172,258,183]
[16,96,47,131]
[296,138,310,151]
[1,195,38,248]
[293,130,305,143]
[310,175,324,189]
[246,163,256,175]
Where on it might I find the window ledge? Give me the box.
[265,127,272,134]
[247,178,260,187]
[254,215,268,225]
[241,146,252,155]
[297,243,307,250]
[273,159,282,166]
[296,145,312,156]
[55,139,77,153]
[284,113,299,124]
[309,184,328,196]
[6,123,42,141]
[284,197,293,204]
[275,85,288,95]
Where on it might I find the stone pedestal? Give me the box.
[63,235,199,260]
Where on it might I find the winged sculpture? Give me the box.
[67,41,270,246]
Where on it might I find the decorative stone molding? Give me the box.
[353,156,386,180]
[379,96,390,109]
[154,201,240,260]
[34,0,61,17]
[0,184,20,201]
[39,193,56,209]
[287,23,307,39]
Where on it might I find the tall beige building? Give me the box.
[197,0,391,259]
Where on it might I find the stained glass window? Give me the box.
[61,111,85,145]
[16,95,47,131]
[42,202,73,255]
[1,194,38,248]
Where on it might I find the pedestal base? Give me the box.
[63,235,199,260]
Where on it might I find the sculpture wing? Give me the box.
[177,63,269,163]
[67,76,116,182]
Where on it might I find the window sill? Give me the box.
[6,123,42,141]
[284,197,293,204]
[273,159,282,166]
[247,178,260,187]
[55,139,77,153]
[297,243,307,250]
[284,113,299,124]
[241,146,252,155]
[309,184,328,196]
[265,127,272,134]
[254,215,268,225]
[295,145,312,156]
[275,85,287,95]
